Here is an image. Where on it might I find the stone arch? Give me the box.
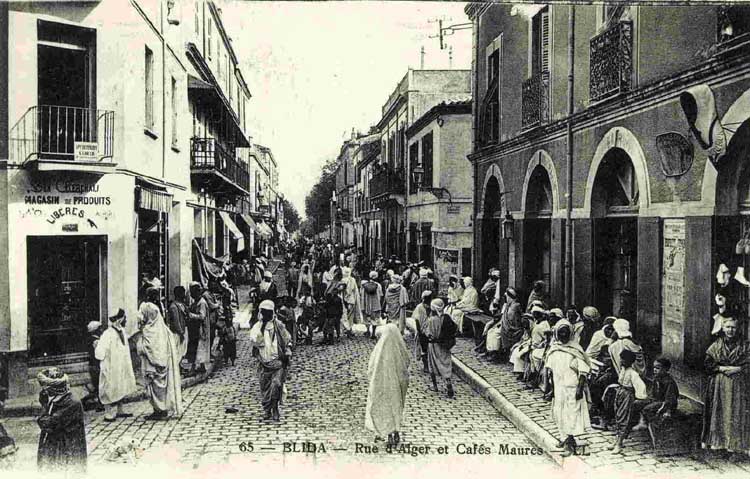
[583,127,651,216]
[520,150,560,214]
[479,163,507,216]
[709,88,750,215]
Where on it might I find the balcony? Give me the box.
[590,21,633,102]
[370,167,405,209]
[521,72,550,130]
[9,105,115,173]
[190,138,250,196]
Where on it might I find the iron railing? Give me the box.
[590,21,633,102]
[190,137,250,192]
[521,71,550,130]
[370,167,405,199]
[9,105,114,164]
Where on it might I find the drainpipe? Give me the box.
[161,1,167,179]
[564,5,575,306]
[471,13,480,277]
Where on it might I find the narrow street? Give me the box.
[3,263,549,473]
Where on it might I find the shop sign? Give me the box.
[656,132,693,177]
[662,219,686,360]
[74,142,98,162]
[18,177,113,229]
[435,248,459,295]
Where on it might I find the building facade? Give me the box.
[0,0,261,398]
[370,69,471,262]
[466,3,750,400]
[405,99,473,292]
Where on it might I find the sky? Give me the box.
[221,1,473,218]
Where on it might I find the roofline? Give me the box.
[405,101,472,138]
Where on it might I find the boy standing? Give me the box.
[610,349,648,454]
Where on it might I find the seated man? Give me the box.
[525,306,551,389]
[482,287,522,363]
[451,277,480,334]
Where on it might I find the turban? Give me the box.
[553,319,573,342]
[613,318,632,338]
[582,306,600,320]
[264,271,273,279]
[421,290,433,299]
[531,305,546,315]
[506,287,517,299]
[259,300,275,311]
[369,271,379,279]
[387,269,395,278]
[549,308,564,319]
[189,281,202,289]
[392,274,402,282]
[463,277,473,287]
[430,298,445,314]
[37,367,70,396]
[87,321,103,333]
[419,268,429,278]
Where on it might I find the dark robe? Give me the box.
[37,393,87,472]
[702,335,750,452]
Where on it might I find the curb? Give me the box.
[452,355,591,472]
[3,357,216,418]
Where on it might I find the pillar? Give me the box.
[550,218,565,307]
[573,218,593,308]
[683,216,712,368]
[513,219,525,292]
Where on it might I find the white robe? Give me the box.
[365,324,410,436]
[546,346,592,438]
[95,326,137,405]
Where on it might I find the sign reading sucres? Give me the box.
[74,142,98,162]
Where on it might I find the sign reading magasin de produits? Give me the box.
[16,173,114,231]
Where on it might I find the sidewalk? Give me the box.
[450,337,750,474]
[0,262,288,418]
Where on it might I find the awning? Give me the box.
[136,185,173,214]
[219,211,245,252]
[239,213,258,233]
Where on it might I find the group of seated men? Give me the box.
[445,276,679,455]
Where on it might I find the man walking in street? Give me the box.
[286,261,300,298]
[249,300,292,422]
[167,286,189,364]
[94,308,136,422]
[188,282,210,375]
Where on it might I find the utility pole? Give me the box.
[429,17,472,51]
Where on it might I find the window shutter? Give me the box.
[422,132,433,189]
[409,142,419,194]
[540,10,550,73]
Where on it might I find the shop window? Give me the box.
[27,236,106,361]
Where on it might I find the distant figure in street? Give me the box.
[94,308,136,422]
[409,268,432,305]
[525,280,548,313]
[136,302,183,420]
[365,323,410,447]
[425,298,457,398]
[167,286,189,362]
[286,261,300,298]
[36,368,87,472]
[360,271,384,338]
[340,267,362,337]
[545,319,592,457]
[249,300,292,421]
[384,274,409,334]
[83,320,105,412]
[407,290,433,373]
[297,263,314,300]
[324,283,346,344]
[188,282,211,375]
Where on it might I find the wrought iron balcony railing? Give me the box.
[190,137,250,193]
[590,21,633,102]
[521,71,550,130]
[9,105,114,164]
[369,167,405,199]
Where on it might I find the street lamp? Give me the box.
[411,165,453,203]
[502,212,515,240]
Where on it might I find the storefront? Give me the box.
[135,183,172,305]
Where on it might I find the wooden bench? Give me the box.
[464,312,494,346]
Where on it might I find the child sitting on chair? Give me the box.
[631,356,679,431]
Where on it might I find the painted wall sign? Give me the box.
[662,219,686,361]
[435,248,459,295]
[656,132,694,177]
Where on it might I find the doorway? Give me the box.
[27,235,106,362]
[523,165,553,293]
[481,176,502,278]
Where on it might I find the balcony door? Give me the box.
[37,20,96,160]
